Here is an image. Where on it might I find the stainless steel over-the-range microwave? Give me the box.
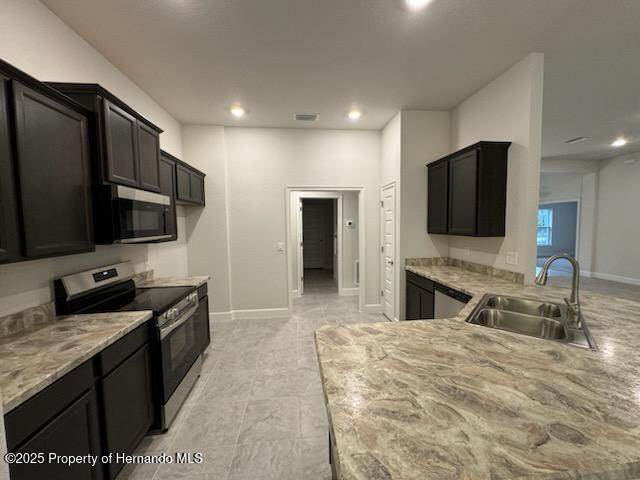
[94,184,172,244]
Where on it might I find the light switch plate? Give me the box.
[506,251,518,265]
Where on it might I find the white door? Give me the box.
[381,185,395,320]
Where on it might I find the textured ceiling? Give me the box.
[41,0,640,160]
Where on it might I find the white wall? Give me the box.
[182,126,232,314]
[0,0,188,317]
[342,191,360,289]
[538,171,597,273]
[593,153,640,284]
[450,53,544,283]
[181,126,380,314]
[398,111,451,319]
[225,128,380,310]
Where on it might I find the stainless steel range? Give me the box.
[54,261,210,431]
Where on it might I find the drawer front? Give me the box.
[97,322,150,377]
[406,271,434,293]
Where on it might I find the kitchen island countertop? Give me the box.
[315,264,640,480]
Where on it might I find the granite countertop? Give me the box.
[315,265,640,480]
[135,275,209,288]
[0,311,152,413]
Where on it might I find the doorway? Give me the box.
[536,200,579,276]
[286,187,364,312]
[301,198,338,293]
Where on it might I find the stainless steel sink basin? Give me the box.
[470,309,567,340]
[484,295,564,318]
[466,294,597,350]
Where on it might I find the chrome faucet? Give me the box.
[535,253,581,327]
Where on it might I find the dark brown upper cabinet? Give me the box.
[0,59,94,264]
[175,160,205,206]
[103,100,139,187]
[47,83,163,193]
[426,159,448,234]
[158,150,178,241]
[0,74,21,264]
[427,141,510,237]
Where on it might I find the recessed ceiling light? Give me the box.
[611,138,627,147]
[404,0,432,11]
[230,105,245,118]
[348,109,362,121]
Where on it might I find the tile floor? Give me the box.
[120,271,386,480]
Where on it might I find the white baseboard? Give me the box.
[210,308,291,321]
[581,270,593,278]
[363,303,382,314]
[210,311,232,322]
[592,272,640,286]
[231,308,291,320]
[292,289,302,298]
[339,287,359,297]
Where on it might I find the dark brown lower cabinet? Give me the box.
[405,271,434,320]
[4,324,154,480]
[9,389,103,480]
[101,344,154,480]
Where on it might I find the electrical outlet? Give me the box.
[277,242,285,252]
[464,248,470,257]
[506,251,518,265]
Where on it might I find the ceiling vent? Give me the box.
[563,136,589,144]
[295,113,319,122]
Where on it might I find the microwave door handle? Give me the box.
[160,302,199,340]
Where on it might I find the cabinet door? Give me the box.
[189,171,205,205]
[9,389,103,480]
[175,164,192,202]
[101,344,153,480]
[0,75,21,263]
[406,283,422,320]
[159,156,177,240]
[12,82,94,258]
[103,100,139,188]
[420,289,434,320]
[137,122,161,192]
[427,161,448,234]
[448,150,477,236]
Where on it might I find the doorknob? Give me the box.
[388,260,394,266]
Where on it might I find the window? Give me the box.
[537,208,553,246]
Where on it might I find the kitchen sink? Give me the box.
[484,295,564,318]
[467,294,597,350]
[470,309,567,340]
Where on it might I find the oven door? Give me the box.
[112,186,172,243]
[158,301,203,402]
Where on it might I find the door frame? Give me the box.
[285,186,365,313]
[380,182,397,321]
[537,198,581,264]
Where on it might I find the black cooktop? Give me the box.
[116,286,195,316]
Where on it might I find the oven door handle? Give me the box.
[160,301,199,340]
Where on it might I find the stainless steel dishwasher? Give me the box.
[434,284,472,318]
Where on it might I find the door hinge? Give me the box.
[380,200,384,208]
[381,245,384,252]
[381,290,384,297]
